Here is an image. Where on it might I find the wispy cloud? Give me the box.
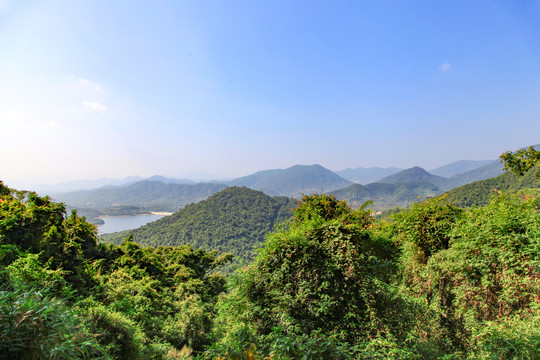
[77,78,103,91]
[439,63,451,72]
[83,101,107,112]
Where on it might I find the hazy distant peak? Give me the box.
[335,167,403,184]
[378,166,456,191]
[429,160,494,178]
[228,164,352,197]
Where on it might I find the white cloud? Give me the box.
[82,101,107,112]
[77,78,103,91]
[439,63,451,72]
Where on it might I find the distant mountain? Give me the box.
[176,171,232,181]
[53,181,227,212]
[448,144,540,187]
[33,176,144,194]
[101,187,296,267]
[450,160,504,186]
[378,166,456,191]
[446,165,540,208]
[335,167,403,184]
[145,175,195,184]
[228,164,352,197]
[429,160,494,178]
[330,181,441,210]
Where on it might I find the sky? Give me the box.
[1,0,540,187]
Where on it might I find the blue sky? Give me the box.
[1,0,539,186]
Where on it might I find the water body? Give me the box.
[98,214,169,235]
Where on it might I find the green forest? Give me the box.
[102,187,296,269]
[1,149,540,359]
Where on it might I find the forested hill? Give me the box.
[227,164,352,196]
[445,165,540,207]
[102,186,296,265]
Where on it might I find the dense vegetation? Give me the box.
[102,187,296,268]
[0,181,231,359]
[2,148,540,359]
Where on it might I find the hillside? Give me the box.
[378,166,456,191]
[53,180,227,212]
[330,181,441,209]
[450,160,504,186]
[101,187,296,266]
[429,160,493,178]
[228,164,352,197]
[335,167,402,184]
[446,166,540,207]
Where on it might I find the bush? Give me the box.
[0,289,106,359]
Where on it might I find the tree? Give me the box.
[500,145,540,177]
[243,194,400,341]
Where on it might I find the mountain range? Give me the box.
[47,158,508,222]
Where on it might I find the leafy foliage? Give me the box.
[0,289,107,359]
[500,145,540,177]
[0,180,231,359]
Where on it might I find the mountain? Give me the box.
[446,166,540,208]
[32,176,145,194]
[378,166,456,191]
[144,175,195,184]
[429,160,494,178]
[448,144,540,187]
[53,181,227,212]
[176,170,232,181]
[335,167,403,184]
[450,160,504,186]
[101,187,296,266]
[330,181,442,210]
[228,164,352,197]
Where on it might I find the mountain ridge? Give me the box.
[227,164,352,197]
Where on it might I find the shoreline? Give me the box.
[98,212,173,219]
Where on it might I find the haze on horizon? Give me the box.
[1,1,539,188]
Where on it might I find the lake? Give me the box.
[98,213,169,235]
